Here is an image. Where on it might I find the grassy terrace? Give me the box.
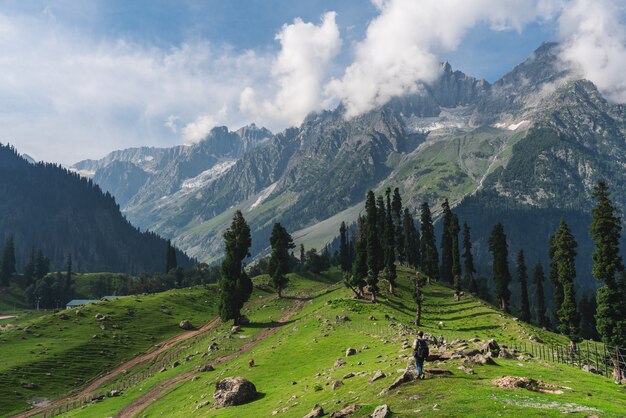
[0,286,218,416]
[43,267,626,417]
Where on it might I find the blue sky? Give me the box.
[0,1,623,163]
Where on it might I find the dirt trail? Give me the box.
[116,298,308,418]
[11,316,221,418]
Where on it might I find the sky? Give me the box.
[0,0,625,164]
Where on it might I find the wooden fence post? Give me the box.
[604,345,609,377]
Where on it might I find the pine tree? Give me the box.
[392,188,405,263]
[420,202,439,281]
[413,271,427,325]
[0,235,16,286]
[376,194,386,272]
[590,181,626,371]
[552,219,580,339]
[488,223,511,312]
[402,208,419,268]
[462,222,477,294]
[440,199,453,284]
[349,216,368,298]
[579,293,599,341]
[165,240,178,273]
[269,223,295,298]
[339,222,351,273]
[64,254,74,299]
[516,250,531,323]
[366,191,382,302]
[383,189,397,294]
[300,244,305,265]
[548,235,563,328]
[450,213,462,296]
[533,263,549,328]
[219,210,252,323]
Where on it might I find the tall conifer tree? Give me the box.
[0,235,16,286]
[590,182,626,382]
[384,189,397,293]
[533,263,549,327]
[350,216,368,298]
[420,202,439,281]
[339,222,351,273]
[450,213,462,295]
[489,223,511,312]
[366,191,382,302]
[552,219,580,339]
[440,199,454,284]
[392,188,405,263]
[516,250,531,323]
[462,222,477,294]
[402,208,419,268]
[269,223,295,298]
[219,210,252,323]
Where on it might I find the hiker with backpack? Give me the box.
[412,331,429,380]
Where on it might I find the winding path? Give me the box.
[116,298,308,418]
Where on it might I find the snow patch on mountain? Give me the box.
[181,160,237,190]
[250,182,278,210]
[404,106,472,133]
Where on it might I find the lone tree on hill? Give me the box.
[413,271,427,325]
[219,210,253,324]
[269,222,295,298]
[440,199,454,284]
[384,189,397,294]
[450,213,462,297]
[366,191,382,302]
[1,235,17,286]
[420,202,439,281]
[489,223,511,312]
[590,181,626,382]
[516,250,531,323]
[551,219,580,339]
[533,263,549,328]
[165,239,177,273]
[462,222,477,294]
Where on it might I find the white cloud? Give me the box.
[557,0,626,103]
[325,0,560,118]
[239,12,342,127]
[0,12,271,164]
[182,105,228,143]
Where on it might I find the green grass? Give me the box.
[0,286,219,416]
[55,268,626,417]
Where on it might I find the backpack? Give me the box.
[414,339,429,358]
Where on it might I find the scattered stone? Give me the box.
[331,380,343,390]
[457,365,474,374]
[197,364,215,372]
[172,360,181,368]
[424,368,452,376]
[208,342,219,351]
[482,339,500,356]
[213,377,258,408]
[330,404,361,418]
[292,381,297,385]
[179,320,194,330]
[492,376,565,394]
[334,358,346,368]
[231,325,241,334]
[58,314,68,320]
[336,315,350,322]
[159,367,167,373]
[362,345,369,350]
[343,372,356,379]
[470,354,497,365]
[529,335,543,343]
[432,403,440,410]
[95,313,106,321]
[371,404,391,418]
[345,348,357,357]
[461,348,481,357]
[91,395,105,403]
[498,348,515,359]
[582,365,602,375]
[196,400,210,410]
[303,404,324,418]
[368,370,386,383]
[108,390,122,397]
[369,316,377,321]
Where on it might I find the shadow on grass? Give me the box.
[454,324,499,332]
[445,311,494,322]
[245,319,296,329]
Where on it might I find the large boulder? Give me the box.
[345,347,357,357]
[303,404,324,418]
[330,404,361,417]
[179,320,194,330]
[371,404,391,418]
[213,377,257,408]
[481,339,500,356]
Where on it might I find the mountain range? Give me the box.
[71,42,626,292]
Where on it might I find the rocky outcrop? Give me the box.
[213,377,257,408]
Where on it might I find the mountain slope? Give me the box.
[0,144,191,273]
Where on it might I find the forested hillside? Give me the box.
[0,144,192,273]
